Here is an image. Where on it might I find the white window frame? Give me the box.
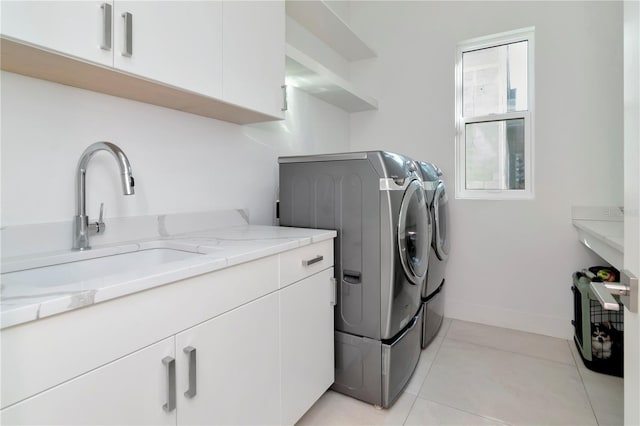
[455,27,535,200]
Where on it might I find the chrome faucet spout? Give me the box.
[73,142,135,250]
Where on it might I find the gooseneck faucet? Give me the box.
[73,142,135,250]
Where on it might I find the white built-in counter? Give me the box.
[0,210,337,425]
[572,206,624,270]
[1,224,336,329]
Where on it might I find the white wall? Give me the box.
[0,71,349,229]
[349,1,623,339]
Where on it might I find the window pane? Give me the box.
[462,41,528,116]
[465,119,525,190]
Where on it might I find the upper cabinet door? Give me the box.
[0,1,114,66]
[112,1,223,99]
[222,1,285,118]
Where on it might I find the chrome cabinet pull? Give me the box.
[100,3,112,51]
[183,346,197,399]
[281,84,288,112]
[162,356,176,412]
[330,277,337,306]
[302,255,323,267]
[122,12,133,57]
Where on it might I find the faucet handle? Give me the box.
[89,202,106,235]
[98,202,104,224]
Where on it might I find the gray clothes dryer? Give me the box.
[278,151,431,408]
[416,161,450,348]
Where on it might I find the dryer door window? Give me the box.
[433,182,450,261]
[398,180,431,284]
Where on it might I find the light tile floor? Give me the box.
[297,319,624,426]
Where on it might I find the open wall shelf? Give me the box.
[284,1,378,113]
[285,44,377,113]
[285,1,376,61]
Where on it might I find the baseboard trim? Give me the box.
[445,299,574,340]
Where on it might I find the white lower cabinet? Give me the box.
[175,293,281,425]
[280,268,335,425]
[0,240,335,425]
[0,337,176,425]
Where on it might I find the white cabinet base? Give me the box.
[280,268,335,425]
[176,293,281,426]
[1,338,176,426]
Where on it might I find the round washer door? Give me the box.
[433,181,450,260]
[398,179,431,284]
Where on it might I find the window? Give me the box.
[455,27,534,200]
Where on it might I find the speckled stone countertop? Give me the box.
[0,225,336,330]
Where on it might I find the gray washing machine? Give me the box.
[278,151,431,408]
[416,162,450,348]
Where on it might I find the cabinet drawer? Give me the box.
[279,239,334,288]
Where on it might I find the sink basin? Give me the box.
[2,248,204,290]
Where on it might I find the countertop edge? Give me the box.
[1,226,337,330]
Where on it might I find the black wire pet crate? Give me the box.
[572,271,624,377]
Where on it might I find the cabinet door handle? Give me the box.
[281,84,288,112]
[330,277,337,306]
[162,356,176,412]
[121,12,133,57]
[100,3,112,51]
[183,346,197,399]
[302,255,323,267]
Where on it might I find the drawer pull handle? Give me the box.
[162,356,176,412]
[302,255,323,267]
[183,346,197,398]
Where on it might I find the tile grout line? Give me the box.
[412,396,514,425]
[568,339,601,425]
[410,322,513,425]
[444,335,578,368]
[401,391,419,425]
[402,321,450,425]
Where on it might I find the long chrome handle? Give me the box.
[281,85,288,111]
[330,277,337,306]
[183,346,197,399]
[590,270,638,313]
[302,255,323,267]
[162,356,176,412]
[590,282,620,311]
[100,3,112,51]
[122,12,133,57]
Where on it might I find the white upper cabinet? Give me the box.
[0,0,113,66]
[112,2,223,99]
[0,1,285,124]
[222,1,285,118]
